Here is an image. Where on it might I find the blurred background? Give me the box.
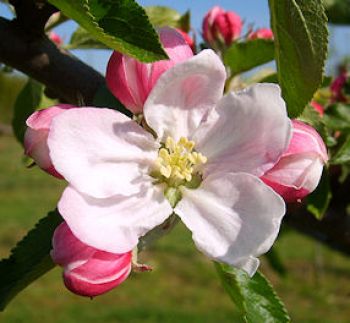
[1,1,350,322]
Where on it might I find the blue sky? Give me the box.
[0,1,349,75]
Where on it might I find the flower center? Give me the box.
[153,136,207,187]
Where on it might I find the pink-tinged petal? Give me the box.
[194,84,291,177]
[175,172,285,277]
[58,185,172,253]
[261,120,328,202]
[48,108,158,198]
[52,222,132,297]
[51,222,95,268]
[248,28,274,40]
[106,27,193,114]
[144,49,226,142]
[287,120,328,162]
[24,104,75,178]
[175,28,195,52]
[63,263,131,297]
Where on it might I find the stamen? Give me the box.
[154,136,207,186]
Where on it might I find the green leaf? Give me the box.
[269,0,328,118]
[306,168,332,220]
[11,78,43,145]
[69,26,109,49]
[145,6,180,27]
[331,135,350,164]
[48,0,167,62]
[0,210,63,311]
[92,83,132,117]
[144,6,191,32]
[323,0,350,24]
[223,39,275,76]
[215,263,290,323]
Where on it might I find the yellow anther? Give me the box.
[154,136,207,185]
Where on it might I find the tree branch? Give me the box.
[0,17,104,105]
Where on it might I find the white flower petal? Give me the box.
[48,108,158,198]
[193,84,292,177]
[58,185,172,253]
[175,172,285,276]
[144,49,226,142]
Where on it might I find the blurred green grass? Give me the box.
[0,136,350,322]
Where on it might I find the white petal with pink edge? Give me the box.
[193,84,291,177]
[48,108,158,198]
[262,153,324,192]
[58,185,172,254]
[174,172,285,277]
[143,49,226,142]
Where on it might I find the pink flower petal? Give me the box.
[106,27,193,114]
[58,185,172,253]
[144,49,226,142]
[175,172,285,277]
[194,84,292,177]
[48,108,158,198]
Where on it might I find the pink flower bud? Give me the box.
[106,27,193,114]
[248,28,274,40]
[261,120,328,202]
[331,71,347,102]
[175,28,195,53]
[51,222,132,297]
[49,32,63,46]
[24,104,74,178]
[310,101,324,117]
[202,6,242,47]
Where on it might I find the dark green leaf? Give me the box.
[223,39,275,76]
[269,0,328,117]
[11,78,42,145]
[69,26,109,49]
[215,263,290,323]
[323,0,350,24]
[92,83,132,117]
[306,168,332,220]
[331,135,350,164]
[48,0,167,62]
[178,11,191,33]
[0,210,63,311]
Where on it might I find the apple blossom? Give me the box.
[261,120,328,203]
[106,27,193,114]
[202,6,242,47]
[51,222,132,297]
[248,28,274,40]
[47,49,291,277]
[24,104,74,178]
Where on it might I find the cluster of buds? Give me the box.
[202,6,273,50]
